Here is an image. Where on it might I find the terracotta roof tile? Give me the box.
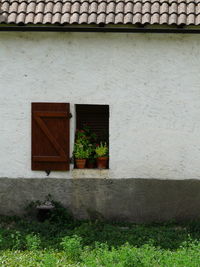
[1,0,200,26]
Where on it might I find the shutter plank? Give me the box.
[33,111,69,117]
[32,156,67,162]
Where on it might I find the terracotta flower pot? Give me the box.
[75,159,86,169]
[97,157,108,169]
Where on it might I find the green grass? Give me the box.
[1,196,200,267]
[0,216,200,267]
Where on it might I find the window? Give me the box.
[76,104,109,144]
[31,103,109,172]
[75,104,109,169]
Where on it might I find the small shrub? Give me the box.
[25,195,74,225]
[0,232,3,248]
[41,253,58,267]
[60,235,82,261]
[48,200,74,225]
[11,231,22,250]
[25,234,41,250]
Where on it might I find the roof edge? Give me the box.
[1,25,200,34]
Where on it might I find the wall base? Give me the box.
[0,178,200,223]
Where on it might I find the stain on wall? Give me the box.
[0,178,200,222]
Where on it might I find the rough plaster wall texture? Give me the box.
[0,32,200,179]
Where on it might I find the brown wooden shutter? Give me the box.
[32,103,70,171]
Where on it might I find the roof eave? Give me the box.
[1,24,200,34]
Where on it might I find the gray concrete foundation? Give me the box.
[0,178,200,223]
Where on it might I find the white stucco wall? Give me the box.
[0,32,200,179]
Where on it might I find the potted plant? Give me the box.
[74,128,90,169]
[75,126,97,169]
[73,143,89,169]
[95,142,109,169]
[87,144,96,168]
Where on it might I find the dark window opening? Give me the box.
[75,104,109,169]
[76,104,109,143]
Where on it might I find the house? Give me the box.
[1,0,200,222]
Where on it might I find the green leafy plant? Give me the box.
[75,131,89,147]
[25,234,41,250]
[76,125,97,143]
[48,199,74,224]
[87,143,96,162]
[11,230,22,250]
[74,126,97,160]
[25,194,74,224]
[95,142,109,157]
[73,143,90,159]
[60,235,82,261]
[41,253,58,267]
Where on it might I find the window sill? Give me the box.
[72,169,109,179]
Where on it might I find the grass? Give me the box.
[0,203,200,266]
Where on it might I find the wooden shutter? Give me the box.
[32,103,70,171]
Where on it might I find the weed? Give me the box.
[25,195,74,225]
[25,234,41,250]
[10,230,22,250]
[61,235,82,261]
[41,253,58,267]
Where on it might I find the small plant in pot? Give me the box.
[74,128,90,169]
[87,144,96,168]
[74,143,89,169]
[75,126,98,169]
[95,142,109,169]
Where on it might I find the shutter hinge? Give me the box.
[69,113,72,119]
